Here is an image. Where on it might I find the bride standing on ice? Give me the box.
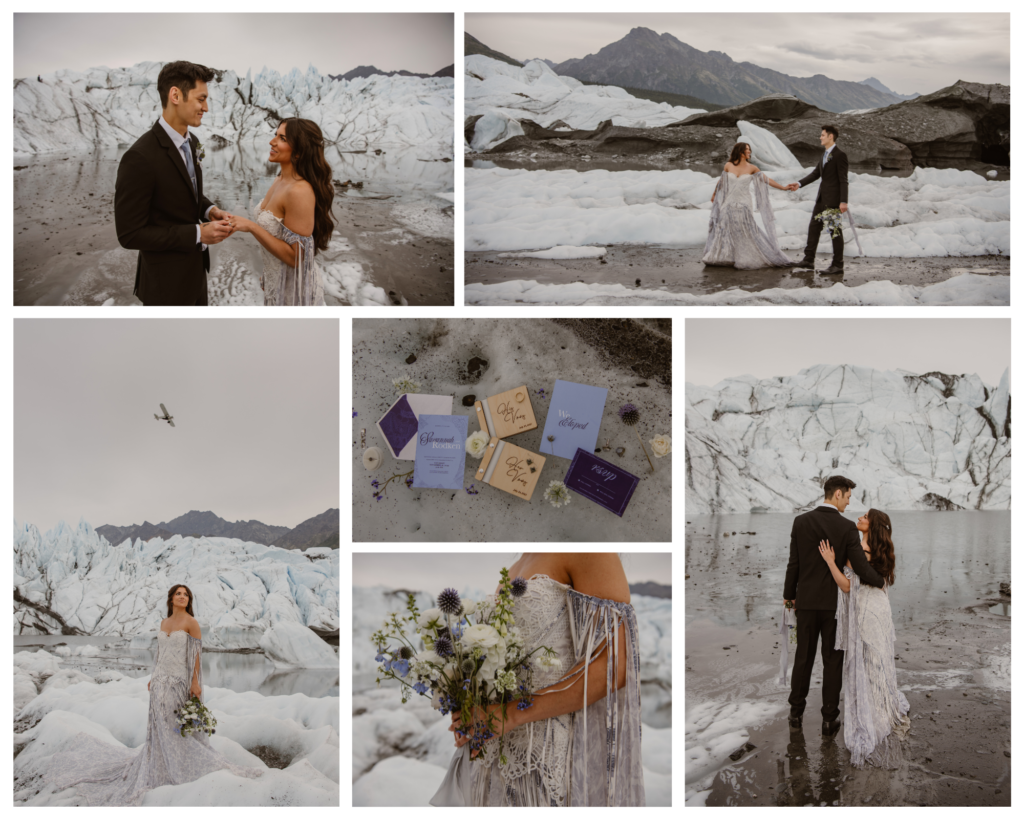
[449,552,644,806]
[702,142,799,269]
[49,584,263,805]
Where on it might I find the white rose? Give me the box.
[650,434,672,458]
[461,623,502,651]
[417,608,442,629]
[462,600,477,615]
[465,430,490,459]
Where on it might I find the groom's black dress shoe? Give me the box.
[822,718,842,737]
[794,256,816,269]
[789,716,803,729]
[819,264,845,275]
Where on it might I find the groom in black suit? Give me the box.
[114,61,235,305]
[789,124,849,275]
[783,475,884,736]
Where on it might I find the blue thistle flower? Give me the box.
[435,636,454,658]
[619,403,640,426]
[511,576,528,597]
[437,588,461,615]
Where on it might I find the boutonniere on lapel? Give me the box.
[194,140,205,165]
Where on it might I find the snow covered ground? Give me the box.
[15,62,453,157]
[14,520,339,664]
[464,115,1009,306]
[14,649,339,805]
[465,55,704,151]
[465,272,1009,307]
[686,364,1011,513]
[351,585,672,805]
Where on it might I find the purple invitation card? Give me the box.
[564,448,639,517]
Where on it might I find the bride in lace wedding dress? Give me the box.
[702,142,799,269]
[820,510,911,769]
[228,118,335,305]
[450,553,644,807]
[48,585,263,805]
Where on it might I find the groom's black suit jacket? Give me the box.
[797,146,849,209]
[784,506,884,611]
[115,120,215,305]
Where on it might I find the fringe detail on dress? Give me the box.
[276,228,317,306]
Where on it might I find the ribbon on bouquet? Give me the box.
[777,606,798,686]
[430,744,473,806]
[845,209,865,256]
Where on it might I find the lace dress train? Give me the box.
[470,576,645,807]
[836,569,911,768]
[48,630,263,805]
[702,172,795,269]
[254,200,326,306]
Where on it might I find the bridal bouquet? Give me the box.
[814,207,845,238]
[371,568,558,765]
[174,695,217,738]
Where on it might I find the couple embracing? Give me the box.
[703,125,849,274]
[783,475,911,769]
[114,61,336,306]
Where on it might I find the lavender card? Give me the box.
[540,379,608,460]
[377,394,453,460]
[564,448,639,517]
[412,415,468,490]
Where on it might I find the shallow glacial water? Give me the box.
[14,143,453,306]
[15,634,339,698]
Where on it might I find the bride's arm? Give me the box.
[754,169,788,191]
[232,184,315,267]
[451,554,630,747]
[818,540,851,593]
[188,619,202,696]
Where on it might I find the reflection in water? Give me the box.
[14,635,338,697]
[777,728,842,806]
[686,511,1011,628]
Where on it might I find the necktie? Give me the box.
[181,137,197,199]
[823,150,830,167]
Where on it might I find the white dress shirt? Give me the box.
[796,144,836,190]
[158,115,214,246]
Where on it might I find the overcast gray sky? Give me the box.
[354,553,672,591]
[686,319,1010,387]
[15,319,338,531]
[466,13,1008,95]
[15,13,454,78]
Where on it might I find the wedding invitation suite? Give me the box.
[474,437,546,501]
[563,448,639,517]
[475,386,537,439]
[412,415,468,490]
[540,380,608,459]
[377,393,453,460]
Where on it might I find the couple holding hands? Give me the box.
[114,61,336,306]
[703,124,850,274]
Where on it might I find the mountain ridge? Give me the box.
[553,27,910,113]
[96,508,339,551]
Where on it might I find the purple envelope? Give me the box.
[564,448,639,517]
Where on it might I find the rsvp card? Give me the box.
[412,415,467,490]
[540,380,608,460]
[377,394,453,460]
[564,448,639,517]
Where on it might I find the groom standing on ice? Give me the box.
[115,61,235,305]
[784,475,884,736]
[788,124,849,275]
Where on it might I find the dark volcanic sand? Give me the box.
[466,247,1009,297]
[13,152,453,306]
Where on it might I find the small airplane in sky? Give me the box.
[154,404,175,428]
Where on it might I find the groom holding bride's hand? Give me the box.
[115,60,236,306]
[785,124,849,275]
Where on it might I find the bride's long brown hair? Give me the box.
[865,509,896,586]
[166,584,195,618]
[729,142,751,166]
[279,118,336,253]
